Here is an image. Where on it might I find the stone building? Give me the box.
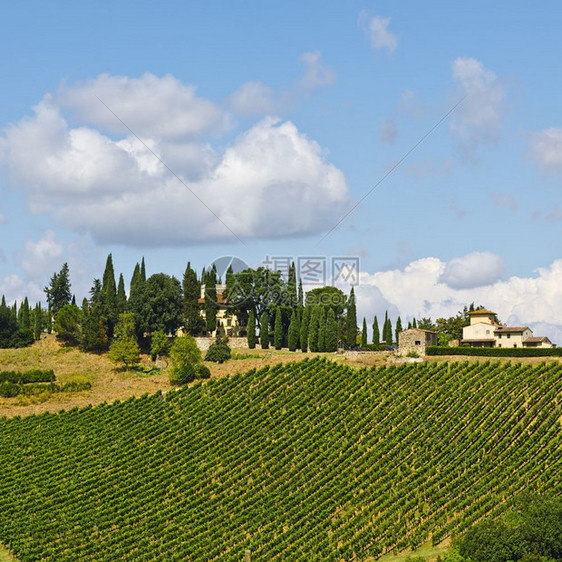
[398,328,438,356]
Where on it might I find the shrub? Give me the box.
[195,364,211,379]
[170,334,202,385]
[205,336,231,363]
[169,363,196,386]
[406,350,420,358]
[427,346,562,357]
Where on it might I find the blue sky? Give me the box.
[1,1,562,340]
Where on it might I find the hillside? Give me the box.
[0,358,560,560]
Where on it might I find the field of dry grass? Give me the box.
[0,336,395,419]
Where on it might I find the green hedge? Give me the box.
[0,369,56,384]
[0,381,91,398]
[426,346,562,357]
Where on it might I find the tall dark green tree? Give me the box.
[412,317,417,329]
[33,303,42,340]
[140,257,146,282]
[298,279,303,307]
[325,308,338,352]
[18,297,30,332]
[44,263,72,316]
[182,262,204,336]
[361,317,368,347]
[317,306,326,352]
[274,308,283,350]
[247,309,256,349]
[102,254,118,338]
[308,306,320,352]
[372,316,380,345]
[395,316,403,346]
[81,278,109,352]
[117,273,127,313]
[204,268,218,335]
[345,288,357,348]
[288,310,299,351]
[300,305,310,352]
[260,310,269,349]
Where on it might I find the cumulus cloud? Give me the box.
[1,76,350,246]
[57,73,231,140]
[359,12,398,52]
[0,274,43,305]
[228,81,278,117]
[451,57,505,155]
[20,229,63,277]
[439,251,505,289]
[528,128,562,171]
[349,255,562,344]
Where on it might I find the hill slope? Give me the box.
[0,358,560,560]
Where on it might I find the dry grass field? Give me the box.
[0,335,395,419]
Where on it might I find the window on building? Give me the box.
[415,340,421,345]
[486,330,490,334]
[227,319,231,327]
[498,344,502,347]
[498,334,502,338]
[514,343,517,348]
[507,334,510,339]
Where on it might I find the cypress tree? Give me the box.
[298,279,303,307]
[44,263,72,315]
[19,297,30,331]
[395,316,403,346]
[274,308,283,350]
[33,303,42,340]
[46,303,52,333]
[117,273,127,313]
[407,320,412,329]
[287,262,297,308]
[182,262,203,336]
[102,254,118,337]
[412,317,417,329]
[140,257,146,282]
[260,311,269,349]
[300,305,310,352]
[345,288,357,348]
[325,308,338,352]
[288,310,299,351]
[247,310,256,349]
[361,317,367,347]
[308,306,320,352]
[204,268,218,335]
[317,306,326,352]
[372,316,380,345]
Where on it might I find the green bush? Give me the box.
[0,369,55,384]
[426,346,562,357]
[195,364,211,379]
[169,363,196,385]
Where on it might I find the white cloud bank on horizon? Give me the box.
[350,254,562,344]
[0,73,350,246]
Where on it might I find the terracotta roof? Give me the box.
[468,310,496,315]
[524,336,551,343]
[494,326,529,333]
[198,294,227,305]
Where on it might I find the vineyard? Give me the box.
[0,358,560,561]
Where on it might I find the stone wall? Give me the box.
[195,337,249,351]
[398,329,437,356]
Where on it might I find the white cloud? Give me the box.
[451,57,505,156]
[492,192,518,212]
[529,128,562,171]
[359,12,398,53]
[228,81,278,118]
[229,52,336,118]
[298,51,337,92]
[0,274,43,305]
[1,76,350,246]
[439,251,505,289]
[20,229,63,278]
[351,256,562,344]
[57,73,231,140]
